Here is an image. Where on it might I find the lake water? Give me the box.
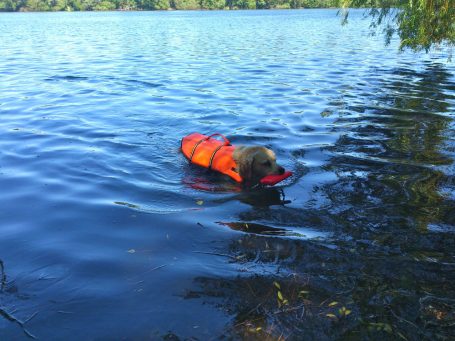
[0,9,454,340]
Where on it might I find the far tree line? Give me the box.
[0,0,341,11]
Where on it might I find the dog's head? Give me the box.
[233,146,285,185]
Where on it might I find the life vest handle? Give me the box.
[204,133,230,146]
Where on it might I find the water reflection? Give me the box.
[325,64,454,232]
[214,187,291,207]
[187,64,455,340]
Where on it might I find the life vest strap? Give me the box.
[189,137,206,162]
[205,133,230,146]
[190,133,231,163]
[208,145,224,169]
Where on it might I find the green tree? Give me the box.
[289,0,300,8]
[0,0,16,10]
[116,0,136,9]
[233,0,255,8]
[172,0,199,9]
[255,0,269,8]
[153,0,169,8]
[199,0,224,9]
[67,0,83,10]
[270,0,290,8]
[80,0,98,10]
[341,0,455,53]
[51,0,68,10]
[141,0,169,9]
[25,0,50,10]
[93,0,116,9]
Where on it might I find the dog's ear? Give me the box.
[238,151,255,182]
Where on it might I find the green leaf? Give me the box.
[328,301,338,307]
[277,291,283,301]
[326,313,337,319]
[273,281,281,290]
[384,323,393,333]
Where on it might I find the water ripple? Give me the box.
[0,9,454,340]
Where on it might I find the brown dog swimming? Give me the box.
[181,133,291,187]
[233,146,285,185]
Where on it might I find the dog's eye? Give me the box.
[262,161,271,167]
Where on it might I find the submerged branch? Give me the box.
[0,308,37,339]
[193,250,240,261]
[0,260,6,291]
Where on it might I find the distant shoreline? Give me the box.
[0,0,343,13]
[11,7,344,10]
[3,8,342,12]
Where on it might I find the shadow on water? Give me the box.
[214,187,292,207]
[181,64,455,340]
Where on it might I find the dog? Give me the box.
[233,146,285,185]
[181,133,290,187]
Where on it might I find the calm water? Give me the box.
[1,9,454,340]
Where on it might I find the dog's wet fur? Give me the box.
[233,146,285,185]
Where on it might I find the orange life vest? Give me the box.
[181,133,243,183]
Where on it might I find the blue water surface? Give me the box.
[1,9,454,340]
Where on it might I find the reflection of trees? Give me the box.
[182,64,455,340]
[214,187,291,208]
[324,64,454,231]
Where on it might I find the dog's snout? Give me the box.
[278,166,285,175]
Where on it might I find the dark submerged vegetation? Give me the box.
[183,64,455,341]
